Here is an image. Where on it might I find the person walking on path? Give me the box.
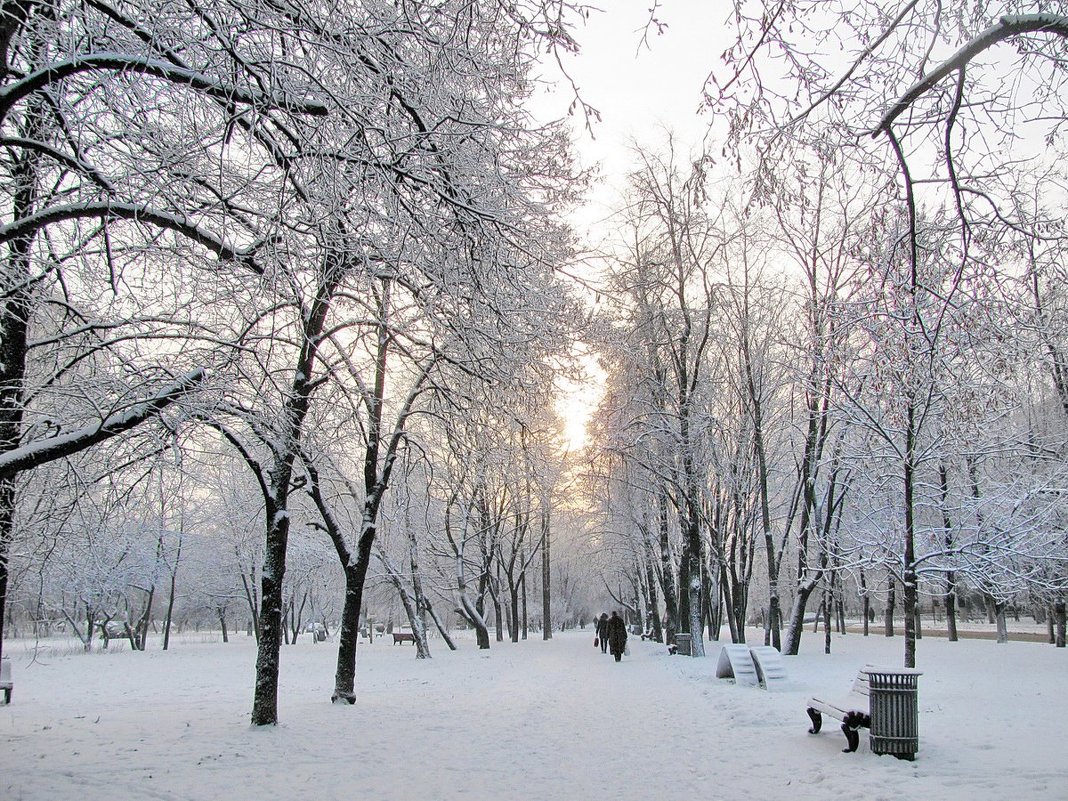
[595,613,609,654]
[607,611,628,662]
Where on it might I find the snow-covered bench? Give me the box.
[391,631,416,645]
[806,667,872,753]
[1,657,12,704]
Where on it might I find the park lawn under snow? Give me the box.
[0,627,1064,801]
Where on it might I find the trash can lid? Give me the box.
[862,664,923,676]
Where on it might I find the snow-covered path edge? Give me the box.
[0,628,1063,801]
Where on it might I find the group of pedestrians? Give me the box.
[594,611,628,662]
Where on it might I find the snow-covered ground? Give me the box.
[1,626,1064,801]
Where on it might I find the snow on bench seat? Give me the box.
[806,667,872,753]
[1,657,12,704]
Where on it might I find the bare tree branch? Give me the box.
[872,14,1068,136]
[0,368,205,479]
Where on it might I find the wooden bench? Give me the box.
[391,631,416,645]
[806,667,872,753]
[1,657,12,704]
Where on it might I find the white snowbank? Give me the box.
[0,627,1063,800]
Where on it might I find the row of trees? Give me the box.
[580,2,1068,667]
[0,0,602,725]
[5,449,600,652]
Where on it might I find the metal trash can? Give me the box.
[675,633,692,656]
[866,668,922,760]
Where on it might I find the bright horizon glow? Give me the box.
[555,358,605,452]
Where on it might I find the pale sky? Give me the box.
[534,1,729,231]
[538,2,729,451]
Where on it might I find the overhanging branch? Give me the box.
[0,202,261,271]
[0,368,205,479]
[872,14,1068,136]
[0,52,328,125]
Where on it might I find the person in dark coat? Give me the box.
[606,611,628,662]
[595,613,609,654]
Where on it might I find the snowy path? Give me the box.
[1,629,1065,800]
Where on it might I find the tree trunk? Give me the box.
[945,584,958,642]
[541,506,552,640]
[251,491,294,725]
[163,567,178,651]
[1054,601,1065,648]
[902,402,918,668]
[491,564,504,643]
[520,568,528,640]
[0,483,13,665]
[782,573,820,655]
[457,552,490,649]
[937,462,959,642]
[719,566,740,644]
[399,584,431,659]
[708,565,723,643]
[643,542,662,642]
[683,503,705,656]
[333,565,362,703]
[332,527,377,703]
[217,606,229,643]
[884,574,896,637]
[822,585,832,654]
[425,600,457,651]
[995,601,1008,644]
[652,485,678,644]
[396,531,432,658]
[239,568,260,643]
[508,581,520,643]
[678,542,690,633]
[745,334,781,652]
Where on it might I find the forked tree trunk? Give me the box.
[995,601,1008,644]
